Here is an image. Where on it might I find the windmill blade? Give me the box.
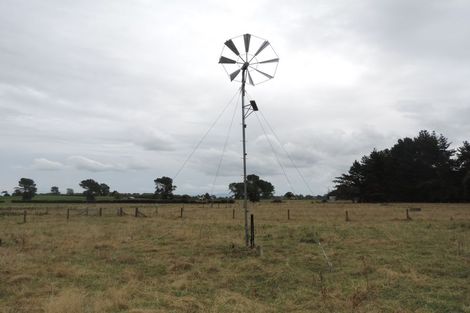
[254,41,270,56]
[219,56,237,64]
[225,39,240,56]
[243,34,251,53]
[258,58,279,64]
[230,69,241,81]
[247,71,254,86]
[253,67,274,79]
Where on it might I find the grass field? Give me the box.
[0,201,469,313]
[0,195,116,203]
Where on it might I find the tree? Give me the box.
[154,176,176,199]
[229,174,275,202]
[1,191,10,197]
[457,141,470,201]
[50,186,60,195]
[229,182,244,199]
[79,179,101,202]
[284,192,295,199]
[99,183,110,196]
[15,178,37,201]
[110,190,121,199]
[66,188,74,196]
[333,130,462,202]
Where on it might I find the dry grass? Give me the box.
[0,201,469,312]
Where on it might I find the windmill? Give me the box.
[218,34,279,246]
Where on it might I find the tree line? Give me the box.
[332,130,470,202]
[1,175,279,202]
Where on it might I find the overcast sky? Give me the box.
[1,0,470,196]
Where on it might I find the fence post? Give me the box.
[232,208,235,219]
[135,207,138,217]
[288,209,290,220]
[99,207,102,217]
[23,210,27,223]
[180,207,184,218]
[250,214,255,248]
[67,208,70,221]
[406,209,411,220]
[345,210,349,222]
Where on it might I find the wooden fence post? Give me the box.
[180,207,184,218]
[250,214,255,248]
[406,209,411,220]
[135,207,138,217]
[232,208,235,219]
[67,209,70,221]
[345,210,349,222]
[288,209,290,220]
[99,207,102,217]
[23,210,27,223]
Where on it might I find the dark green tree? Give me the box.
[99,183,110,196]
[229,182,244,199]
[50,186,60,195]
[111,190,121,199]
[333,130,462,202]
[154,176,176,199]
[284,192,295,199]
[457,141,470,201]
[15,178,37,200]
[333,160,365,201]
[229,174,275,202]
[79,179,101,202]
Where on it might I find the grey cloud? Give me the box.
[67,156,123,172]
[134,129,175,151]
[348,0,470,62]
[1,0,469,195]
[30,158,67,171]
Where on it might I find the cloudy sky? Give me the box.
[1,0,469,196]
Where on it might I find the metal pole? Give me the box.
[241,67,249,247]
